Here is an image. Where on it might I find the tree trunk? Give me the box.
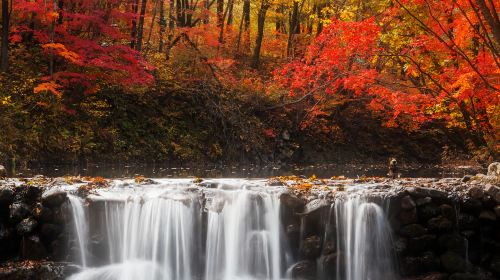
[159,0,166,51]
[130,0,140,48]
[136,0,148,51]
[203,0,209,24]
[226,0,234,26]
[251,0,269,68]
[287,1,300,57]
[474,0,500,45]
[217,0,224,27]
[1,0,9,72]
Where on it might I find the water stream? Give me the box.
[66,179,399,280]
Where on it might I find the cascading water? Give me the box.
[334,194,398,280]
[68,194,89,268]
[67,179,288,280]
[66,179,399,280]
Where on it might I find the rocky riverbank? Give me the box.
[0,167,499,280]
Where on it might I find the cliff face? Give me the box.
[0,176,499,280]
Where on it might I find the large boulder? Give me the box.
[0,186,14,206]
[9,202,31,223]
[41,188,67,208]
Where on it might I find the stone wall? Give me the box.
[0,179,71,279]
[280,177,500,280]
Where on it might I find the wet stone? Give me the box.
[9,202,31,223]
[20,235,47,260]
[300,235,321,259]
[289,260,317,280]
[42,188,68,208]
[400,224,428,238]
[0,186,14,205]
[418,203,440,221]
[440,251,466,273]
[17,218,38,235]
[427,216,453,233]
[401,195,416,210]
[399,208,418,225]
[479,210,497,221]
[468,186,484,199]
[407,234,437,254]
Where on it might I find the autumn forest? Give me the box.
[0,0,498,166]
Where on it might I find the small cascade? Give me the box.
[204,188,282,280]
[334,194,398,280]
[67,179,288,280]
[68,194,89,268]
[65,179,400,280]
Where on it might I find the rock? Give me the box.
[401,195,416,210]
[428,216,453,233]
[461,199,482,215]
[40,223,62,240]
[0,165,6,177]
[399,208,418,225]
[318,253,337,279]
[300,235,321,259]
[41,188,67,208]
[394,237,407,253]
[484,184,500,197]
[16,218,38,235]
[9,202,31,223]
[289,260,317,280]
[479,210,497,221]
[494,206,500,218]
[458,214,479,230]
[400,252,440,276]
[280,193,305,211]
[440,204,456,220]
[419,203,440,221]
[487,162,500,177]
[299,199,329,215]
[16,185,43,204]
[400,224,428,238]
[20,235,47,260]
[416,197,433,206]
[461,175,473,183]
[438,234,467,255]
[0,185,14,205]
[468,186,484,199]
[407,187,447,200]
[449,273,482,280]
[440,251,466,273]
[407,234,437,254]
[36,206,54,223]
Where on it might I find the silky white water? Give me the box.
[68,195,89,268]
[334,194,398,280]
[66,179,399,280]
[67,179,288,280]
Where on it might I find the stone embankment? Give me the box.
[0,163,498,280]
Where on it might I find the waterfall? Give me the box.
[68,195,89,268]
[334,195,398,280]
[66,179,399,280]
[67,179,287,280]
[204,189,282,280]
